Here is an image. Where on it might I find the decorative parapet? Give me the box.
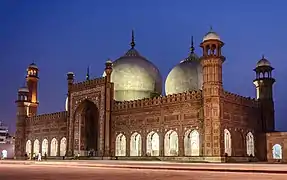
[27,111,67,123]
[113,90,202,111]
[223,91,259,107]
[71,77,106,92]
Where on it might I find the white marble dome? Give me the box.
[102,32,162,101]
[165,50,202,95]
[203,30,220,42]
[109,48,162,101]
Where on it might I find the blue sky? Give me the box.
[0,0,286,132]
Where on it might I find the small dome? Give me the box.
[165,52,202,95]
[106,60,112,64]
[18,87,29,93]
[203,28,220,42]
[256,56,271,67]
[29,63,38,69]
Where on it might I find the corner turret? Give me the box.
[26,63,39,115]
[15,86,30,158]
[253,55,275,132]
[200,27,225,158]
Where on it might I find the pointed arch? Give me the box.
[60,137,67,156]
[246,132,255,156]
[25,140,32,155]
[33,139,40,155]
[224,129,232,156]
[146,131,159,156]
[184,129,200,156]
[164,130,178,156]
[73,99,99,153]
[130,132,142,156]
[50,138,58,156]
[115,133,126,156]
[272,144,282,159]
[41,139,48,156]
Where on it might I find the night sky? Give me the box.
[1,0,287,133]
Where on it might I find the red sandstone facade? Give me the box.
[14,31,284,163]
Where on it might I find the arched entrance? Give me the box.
[50,138,58,156]
[60,137,67,156]
[33,139,40,155]
[224,129,232,156]
[42,139,48,156]
[184,129,200,156]
[26,140,32,155]
[164,130,178,156]
[146,131,159,156]
[115,133,126,156]
[246,132,255,156]
[130,132,142,156]
[73,100,99,156]
[272,144,282,160]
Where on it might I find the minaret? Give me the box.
[15,86,30,157]
[104,59,113,156]
[26,63,39,116]
[66,72,74,156]
[200,27,225,158]
[253,56,275,132]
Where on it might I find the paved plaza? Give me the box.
[0,160,287,179]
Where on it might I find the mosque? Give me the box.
[14,28,286,162]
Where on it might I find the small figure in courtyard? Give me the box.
[37,152,42,161]
[77,152,80,160]
[44,152,47,161]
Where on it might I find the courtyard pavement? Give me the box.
[1,159,287,174]
[1,163,287,180]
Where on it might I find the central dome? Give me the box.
[165,38,203,95]
[107,31,162,101]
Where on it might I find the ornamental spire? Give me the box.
[86,66,90,80]
[190,36,195,54]
[130,29,135,49]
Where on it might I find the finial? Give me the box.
[190,36,195,53]
[262,54,265,59]
[130,29,135,49]
[22,81,26,88]
[86,66,90,80]
[210,25,213,32]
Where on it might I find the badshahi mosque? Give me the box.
[14,28,287,162]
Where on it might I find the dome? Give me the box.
[256,56,271,67]
[165,43,203,95]
[18,87,29,93]
[202,28,220,42]
[104,31,162,101]
[29,63,38,69]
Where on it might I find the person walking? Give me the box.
[37,152,42,161]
